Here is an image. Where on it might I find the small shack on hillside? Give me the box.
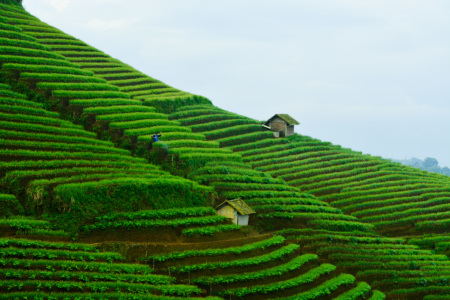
[215,199,256,226]
[263,114,300,137]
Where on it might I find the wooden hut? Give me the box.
[264,114,300,137]
[215,199,256,226]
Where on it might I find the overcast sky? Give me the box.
[23,0,450,167]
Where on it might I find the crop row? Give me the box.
[193,174,285,185]
[216,131,274,147]
[0,159,158,174]
[219,263,336,297]
[0,279,200,296]
[223,190,306,199]
[0,45,65,60]
[146,235,286,262]
[0,111,80,129]
[275,274,368,300]
[98,207,216,222]
[0,268,173,285]
[0,238,98,252]
[0,139,130,155]
[349,195,450,218]
[82,105,155,115]
[0,247,124,262]
[0,218,49,231]
[257,152,359,173]
[0,292,222,300]
[0,149,146,163]
[0,55,75,68]
[174,244,299,272]
[19,72,107,83]
[2,63,93,76]
[0,258,151,274]
[82,215,229,233]
[190,118,259,132]
[254,151,346,170]
[193,253,317,285]
[181,224,240,236]
[0,97,42,109]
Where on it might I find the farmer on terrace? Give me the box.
[152,132,162,142]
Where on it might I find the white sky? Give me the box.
[23,0,450,167]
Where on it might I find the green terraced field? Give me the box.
[0,1,448,299]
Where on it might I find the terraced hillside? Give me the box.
[0,1,448,299]
[170,105,450,236]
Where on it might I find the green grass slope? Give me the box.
[0,2,448,299]
[170,105,450,237]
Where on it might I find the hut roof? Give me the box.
[216,199,256,215]
[265,114,300,126]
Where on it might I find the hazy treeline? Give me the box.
[392,157,450,176]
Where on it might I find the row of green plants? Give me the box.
[219,263,336,297]
[0,268,173,285]
[95,112,167,122]
[190,118,259,132]
[193,253,317,285]
[330,186,447,208]
[348,194,450,217]
[203,124,263,140]
[275,274,372,300]
[70,98,142,108]
[0,279,200,296]
[0,149,145,163]
[254,151,347,170]
[2,63,94,76]
[174,244,299,272]
[0,159,159,174]
[110,119,177,130]
[0,55,75,68]
[360,202,450,223]
[288,165,389,187]
[0,258,152,274]
[117,81,165,90]
[243,145,335,165]
[278,161,382,182]
[179,113,250,127]
[82,215,229,233]
[20,72,107,83]
[374,210,450,229]
[0,46,65,60]
[82,105,155,115]
[0,238,98,252]
[37,82,119,91]
[0,96,42,108]
[1,105,57,117]
[0,139,131,155]
[0,111,80,128]
[97,207,216,222]
[181,224,240,236]
[0,247,124,262]
[0,218,49,231]
[1,120,96,137]
[416,218,450,231]
[145,235,286,262]
[216,131,274,147]
[0,292,222,300]
[258,153,359,173]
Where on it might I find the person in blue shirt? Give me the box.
[152,132,162,142]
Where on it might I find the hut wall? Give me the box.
[216,205,235,219]
[287,125,295,136]
[269,117,287,131]
[236,214,249,226]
